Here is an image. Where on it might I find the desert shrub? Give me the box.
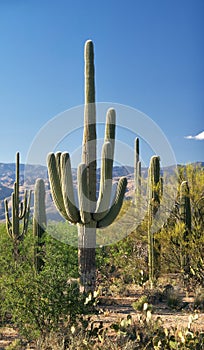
[132,295,149,311]
[0,222,84,341]
[166,291,182,310]
[13,311,204,350]
[96,225,148,293]
[3,264,83,340]
[110,312,204,350]
[194,288,204,311]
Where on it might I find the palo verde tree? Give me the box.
[47,40,127,293]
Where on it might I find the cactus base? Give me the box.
[78,222,96,293]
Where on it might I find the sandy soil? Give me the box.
[0,285,204,349]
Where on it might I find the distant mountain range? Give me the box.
[0,161,203,222]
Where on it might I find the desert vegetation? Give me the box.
[0,40,204,349]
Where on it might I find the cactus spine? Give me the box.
[147,155,162,287]
[47,40,127,293]
[179,180,191,274]
[33,178,47,272]
[4,152,32,262]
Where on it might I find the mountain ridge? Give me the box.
[0,161,203,221]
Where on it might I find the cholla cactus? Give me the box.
[33,178,47,272]
[47,40,127,293]
[4,152,31,262]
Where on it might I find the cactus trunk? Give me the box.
[78,40,97,292]
[147,155,162,287]
[134,137,141,212]
[78,222,96,291]
[179,180,191,274]
[33,178,47,272]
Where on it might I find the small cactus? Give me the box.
[134,138,141,216]
[147,155,162,287]
[179,180,191,274]
[4,152,32,262]
[33,178,47,272]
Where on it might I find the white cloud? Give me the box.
[185,131,204,140]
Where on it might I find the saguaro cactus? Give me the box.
[179,180,191,274]
[47,40,127,293]
[4,152,32,262]
[33,178,47,272]
[147,155,162,287]
[134,137,141,208]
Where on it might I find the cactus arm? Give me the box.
[55,152,62,180]
[104,108,116,157]
[93,142,113,221]
[136,160,141,196]
[149,156,160,213]
[12,181,19,237]
[47,153,69,221]
[22,190,32,237]
[4,199,13,238]
[19,190,28,219]
[77,163,91,224]
[135,138,139,168]
[94,109,116,221]
[19,201,24,218]
[60,152,80,223]
[97,176,127,228]
[12,192,18,238]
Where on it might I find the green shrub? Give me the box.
[132,295,149,311]
[0,223,83,341]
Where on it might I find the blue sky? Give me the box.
[0,0,203,167]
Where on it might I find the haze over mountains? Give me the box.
[0,161,203,222]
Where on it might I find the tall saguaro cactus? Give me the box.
[4,152,32,262]
[134,137,141,208]
[179,180,191,274]
[47,40,127,293]
[33,178,47,272]
[147,155,162,287]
